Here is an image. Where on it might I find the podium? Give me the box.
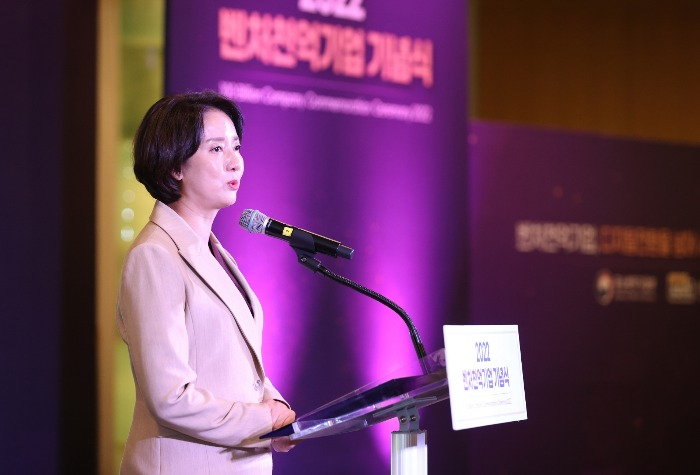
[261,348,449,475]
[244,215,527,473]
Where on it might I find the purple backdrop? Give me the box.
[167,1,468,473]
[468,121,700,474]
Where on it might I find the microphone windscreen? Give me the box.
[239,209,268,234]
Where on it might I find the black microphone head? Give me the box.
[239,209,268,234]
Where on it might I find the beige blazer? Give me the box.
[117,201,286,475]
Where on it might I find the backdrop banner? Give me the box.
[468,120,700,474]
[167,1,468,473]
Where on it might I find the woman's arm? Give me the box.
[117,241,275,448]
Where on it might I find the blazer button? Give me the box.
[253,379,262,391]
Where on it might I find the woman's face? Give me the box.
[175,108,244,213]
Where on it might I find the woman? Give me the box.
[117,90,296,474]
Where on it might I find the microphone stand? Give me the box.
[289,229,433,475]
[289,229,430,376]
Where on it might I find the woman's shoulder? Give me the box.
[126,221,179,258]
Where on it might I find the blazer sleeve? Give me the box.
[117,241,275,448]
[263,380,289,409]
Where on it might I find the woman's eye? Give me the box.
[235,145,241,151]
[212,145,223,152]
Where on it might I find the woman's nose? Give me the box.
[227,151,242,171]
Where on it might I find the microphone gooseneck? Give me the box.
[239,208,430,375]
[312,261,430,375]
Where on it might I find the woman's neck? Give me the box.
[167,200,217,243]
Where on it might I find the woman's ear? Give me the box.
[172,169,183,181]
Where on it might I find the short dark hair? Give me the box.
[133,90,244,204]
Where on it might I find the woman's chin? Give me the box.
[221,194,238,209]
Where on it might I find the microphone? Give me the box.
[239,209,354,259]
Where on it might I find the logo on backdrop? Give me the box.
[594,269,615,306]
[218,7,433,87]
[215,2,436,123]
[515,220,700,259]
[513,221,700,305]
[594,269,657,305]
[297,0,367,22]
[666,271,698,304]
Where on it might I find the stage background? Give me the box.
[467,120,700,474]
[166,1,468,473]
[5,1,700,474]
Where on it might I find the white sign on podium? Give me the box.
[443,325,527,430]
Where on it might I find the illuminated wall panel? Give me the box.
[166,1,468,472]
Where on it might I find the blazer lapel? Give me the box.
[209,235,263,322]
[149,202,265,375]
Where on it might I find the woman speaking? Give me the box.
[117,90,296,474]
